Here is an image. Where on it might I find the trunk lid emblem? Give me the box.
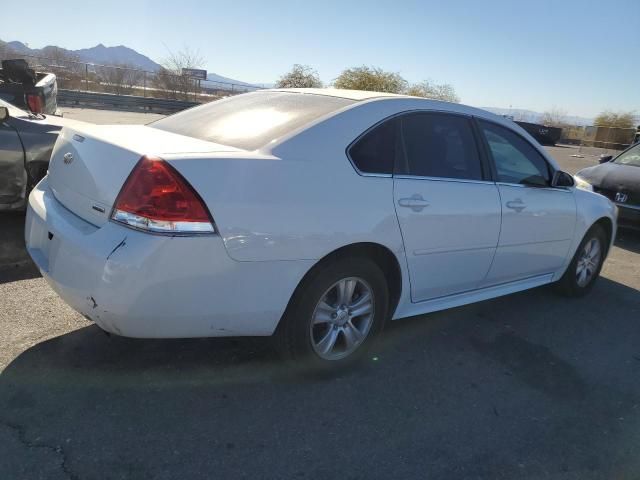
[63,152,74,164]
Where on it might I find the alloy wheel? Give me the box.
[310,277,375,361]
[576,237,602,288]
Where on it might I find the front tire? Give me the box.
[555,225,607,297]
[277,256,389,372]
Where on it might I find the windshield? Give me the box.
[614,143,640,167]
[0,97,29,117]
[149,91,355,150]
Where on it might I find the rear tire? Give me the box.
[277,256,389,373]
[555,225,607,297]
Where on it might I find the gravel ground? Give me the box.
[0,140,639,480]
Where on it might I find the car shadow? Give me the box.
[1,277,640,479]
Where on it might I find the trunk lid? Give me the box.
[48,124,240,226]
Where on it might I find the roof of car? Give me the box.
[267,88,410,101]
[263,88,561,171]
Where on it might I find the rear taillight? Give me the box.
[111,156,215,234]
[26,93,43,113]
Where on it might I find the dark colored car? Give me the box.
[515,121,563,146]
[576,143,640,230]
[0,59,58,115]
[0,98,80,210]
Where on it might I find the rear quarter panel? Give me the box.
[165,100,416,263]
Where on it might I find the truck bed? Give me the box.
[0,61,59,115]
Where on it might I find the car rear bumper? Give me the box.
[25,177,312,338]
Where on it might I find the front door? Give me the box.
[477,120,576,285]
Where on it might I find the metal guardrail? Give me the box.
[58,89,200,113]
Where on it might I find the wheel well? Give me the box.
[592,217,613,253]
[282,243,403,324]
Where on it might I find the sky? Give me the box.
[2,0,638,118]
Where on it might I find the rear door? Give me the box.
[477,119,576,285]
[392,112,501,302]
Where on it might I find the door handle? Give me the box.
[398,194,429,212]
[506,199,526,213]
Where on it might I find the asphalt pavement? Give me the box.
[0,132,639,479]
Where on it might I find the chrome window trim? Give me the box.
[495,181,573,193]
[354,171,393,178]
[394,174,495,185]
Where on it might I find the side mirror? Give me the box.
[0,106,8,122]
[599,155,613,164]
[551,170,575,188]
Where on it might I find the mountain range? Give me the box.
[1,40,262,88]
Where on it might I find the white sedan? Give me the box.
[25,88,616,370]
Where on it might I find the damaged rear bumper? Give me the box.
[25,177,312,338]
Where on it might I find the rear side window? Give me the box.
[348,118,398,175]
[150,91,355,151]
[479,120,551,186]
[398,112,483,181]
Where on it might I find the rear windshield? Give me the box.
[149,91,355,151]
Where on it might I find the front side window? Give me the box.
[348,117,398,175]
[614,143,640,167]
[479,120,551,186]
[398,112,483,181]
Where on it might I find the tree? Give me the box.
[153,47,204,100]
[30,46,85,90]
[594,110,636,129]
[334,66,407,93]
[40,46,81,66]
[406,79,460,103]
[98,63,143,95]
[539,108,568,127]
[276,64,322,88]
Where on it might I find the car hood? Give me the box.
[577,162,640,193]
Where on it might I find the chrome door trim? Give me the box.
[495,181,574,193]
[395,174,495,185]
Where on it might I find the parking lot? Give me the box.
[1,109,639,479]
